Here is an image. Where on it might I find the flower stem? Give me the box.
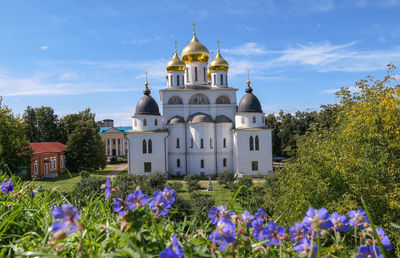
[308,231,315,258]
[317,232,321,258]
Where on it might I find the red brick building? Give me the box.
[29,142,66,179]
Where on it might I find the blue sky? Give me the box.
[1,0,400,126]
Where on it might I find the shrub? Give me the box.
[113,173,148,197]
[168,181,183,192]
[184,174,200,192]
[109,156,118,164]
[147,172,166,193]
[217,171,235,186]
[72,176,106,200]
[237,176,253,189]
[190,192,215,221]
[79,170,91,178]
[169,195,193,222]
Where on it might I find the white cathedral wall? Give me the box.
[211,71,228,88]
[184,62,208,86]
[132,115,163,131]
[233,129,273,176]
[127,132,168,175]
[235,113,265,128]
[167,124,186,176]
[215,123,234,174]
[166,71,184,88]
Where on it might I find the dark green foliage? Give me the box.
[79,170,91,179]
[109,156,118,164]
[184,174,200,192]
[58,108,96,144]
[217,171,235,186]
[237,176,253,189]
[169,195,193,222]
[23,106,60,142]
[0,101,32,174]
[147,172,166,192]
[190,192,215,221]
[113,174,148,197]
[168,181,183,192]
[72,176,106,199]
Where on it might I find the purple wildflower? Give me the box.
[1,179,13,194]
[241,210,254,226]
[254,208,267,221]
[208,205,234,225]
[262,221,286,246]
[149,194,171,216]
[105,177,111,199]
[126,189,149,210]
[251,218,265,241]
[293,237,318,258]
[289,222,309,242]
[159,235,184,258]
[303,207,333,231]
[155,186,176,204]
[51,204,80,235]
[113,198,127,216]
[376,228,391,251]
[32,188,38,198]
[348,209,369,230]
[209,218,236,250]
[330,212,349,232]
[357,245,383,258]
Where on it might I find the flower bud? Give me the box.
[77,243,82,251]
[53,231,67,240]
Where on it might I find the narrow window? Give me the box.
[154,119,158,126]
[118,139,120,144]
[177,75,180,86]
[200,138,204,149]
[201,159,204,168]
[220,74,223,85]
[223,138,227,148]
[186,68,189,82]
[203,67,206,81]
[148,139,152,154]
[34,161,38,174]
[252,116,256,124]
[225,75,228,86]
[144,162,152,172]
[190,137,194,148]
[210,138,213,149]
[255,136,259,150]
[241,117,245,124]
[250,136,254,151]
[177,159,180,168]
[262,116,265,124]
[213,74,216,85]
[54,158,57,170]
[113,139,116,145]
[223,158,227,167]
[182,75,184,85]
[107,139,110,145]
[142,139,147,153]
[134,119,137,127]
[170,75,173,86]
[176,138,180,148]
[195,67,198,81]
[143,119,147,126]
[252,161,259,171]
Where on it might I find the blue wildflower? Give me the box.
[155,186,176,204]
[262,221,286,246]
[251,218,265,241]
[348,209,369,230]
[159,235,184,258]
[105,177,111,199]
[289,222,309,242]
[209,218,236,250]
[293,237,318,258]
[254,208,267,221]
[51,204,80,235]
[1,179,13,194]
[330,212,349,232]
[208,205,234,225]
[303,207,333,231]
[241,210,254,226]
[149,194,171,216]
[376,228,391,251]
[113,198,127,216]
[126,189,149,210]
[357,245,383,258]
[32,188,38,198]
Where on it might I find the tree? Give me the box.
[0,100,32,174]
[65,120,106,172]
[59,108,95,144]
[23,106,59,142]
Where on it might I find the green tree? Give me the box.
[59,108,95,144]
[65,120,106,172]
[0,100,32,174]
[23,106,59,142]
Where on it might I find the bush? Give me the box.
[184,174,200,192]
[113,173,148,198]
[79,170,91,178]
[190,193,215,221]
[168,181,183,192]
[109,156,118,164]
[147,172,166,193]
[72,176,106,200]
[169,195,193,222]
[217,171,235,186]
[237,176,253,189]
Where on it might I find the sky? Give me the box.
[1,0,400,126]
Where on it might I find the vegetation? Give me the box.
[217,170,235,186]
[184,174,201,192]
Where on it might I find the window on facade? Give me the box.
[49,158,53,170]
[144,162,152,173]
[168,96,183,104]
[255,136,259,150]
[155,119,158,126]
[223,158,227,167]
[203,67,206,81]
[200,138,204,149]
[182,75,184,85]
[134,119,137,127]
[223,138,227,148]
[60,156,64,168]
[252,116,256,124]
[142,140,147,153]
[195,67,198,81]
[210,138,213,149]
[176,138,180,148]
[200,172,205,177]
[189,94,210,104]
[186,68,189,82]
[220,74,224,85]
[125,149,128,154]
[148,139,152,154]
[225,75,228,86]
[54,158,57,170]
[113,139,116,145]
[34,161,38,174]
[190,138,194,148]
[170,75,173,86]
[250,136,254,151]
[213,74,216,85]
[143,119,147,126]
[107,139,110,145]
[118,139,121,144]
[262,116,265,124]
[241,117,245,124]
[177,75,180,86]
[177,159,180,168]
[201,159,204,168]
[252,161,259,171]
[216,95,231,104]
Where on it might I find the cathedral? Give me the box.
[126,29,273,177]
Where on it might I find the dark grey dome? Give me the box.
[135,85,160,116]
[188,112,213,123]
[237,86,262,113]
[169,116,185,124]
[215,115,232,123]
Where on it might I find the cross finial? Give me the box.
[247,70,251,86]
[174,40,178,51]
[217,40,220,50]
[192,22,196,35]
[145,72,148,87]
[210,50,214,60]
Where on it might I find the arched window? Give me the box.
[177,75,180,86]
[210,138,213,149]
[252,116,256,124]
[182,75,184,85]
[220,74,224,85]
[241,117,245,124]
[142,139,147,153]
[177,159,180,168]
[203,67,206,81]
[262,116,265,124]
[154,119,158,126]
[134,119,137,127]
[216,95,231,104]
[168,96,183,104]
[213,74,216,85]
[186,68,189,82]
[190,138,194,148]
[200,159,204,168]
[255,136,259,150]
[223,138,227,148]
[223,158,227,167]
[143,119,147,126]
[249,136,254,151]
[195,67,198,81]
[176,138,180,148]
[148,139,152,154]
[200,138,204,149]
[189,94,210,104]
[225,75,228,86]
[170,75,173,87]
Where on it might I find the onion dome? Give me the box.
[207,68,211,80]
[188,112,213,123]
[181,32,210,63]
[135,81,160,116]
[209,49,229,72]
[237,80,262,113]
[169,116,185,124]
[166,50,186,72]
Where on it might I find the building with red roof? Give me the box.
[29,142,66,179]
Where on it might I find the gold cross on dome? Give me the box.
[217,40,220,50]
[174,40,177,51]
[247,70,250,80]
[145,72,149,87]
[192,22,196,34]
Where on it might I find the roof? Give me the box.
[237,86,263,113]
[168,116,185,124]
[29,142,66,155]
[188,112,213,123]
[100,126,132,135]
[135,95,160,116]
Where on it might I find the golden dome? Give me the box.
[209,49,229,72]
[207,68,211,80]
[166,50,186,72]
[181,33,210,63]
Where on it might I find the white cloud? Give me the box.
[392,74,400,80]
[323,86,358,94]
[60,71,78,80]
[130,36,160,45]
[222,42,269,56]
[40,45,48,50]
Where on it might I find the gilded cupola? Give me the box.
[166,50,186,72]
[181,32,210,63]
[209,41,229,72]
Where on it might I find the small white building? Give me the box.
[127,30,273,177]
